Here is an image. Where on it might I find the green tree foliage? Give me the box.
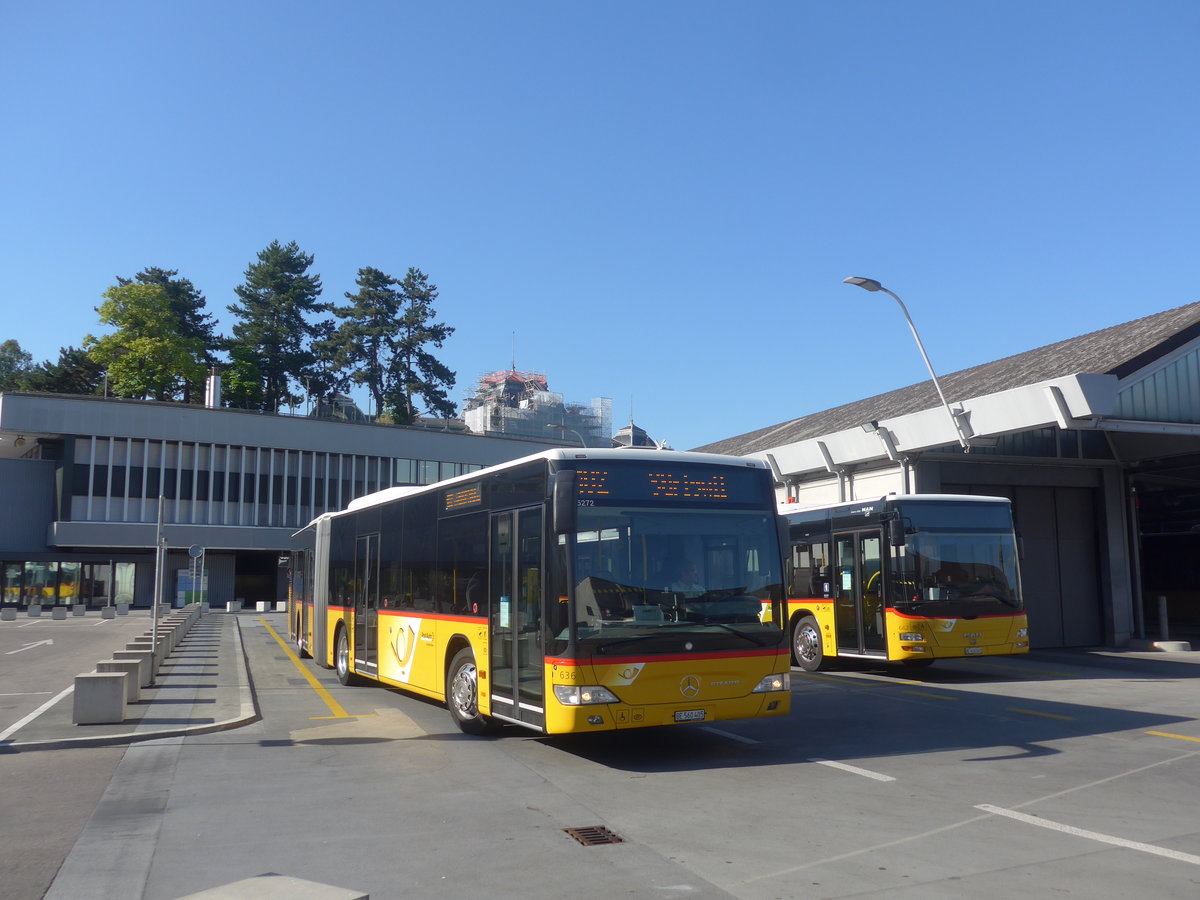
[0,339,34,391]
[116,267,218,403]
[393,268,456,422]
[219,343,266,410]
[22,346,106,394]
[320,267,405,418]
[226,241,329,411]
[85,282,208,400]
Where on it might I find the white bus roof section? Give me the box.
[321,447,770,518]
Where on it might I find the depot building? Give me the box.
[0,391,569,612]
[698,301,1200,650]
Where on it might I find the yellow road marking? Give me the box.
[1146,730,1200,743]
[260,617,354,719]
[1008,707,1075,720]
[901,690,957,701]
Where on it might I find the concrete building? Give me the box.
[0,392,567,610]
[697,301,1200,649]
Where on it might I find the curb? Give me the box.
[0,618,261,752]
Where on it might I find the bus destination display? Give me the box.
[574,464,766,505]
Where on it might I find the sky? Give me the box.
[2,1,1198,451]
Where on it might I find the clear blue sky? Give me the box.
[3,1,1197,451]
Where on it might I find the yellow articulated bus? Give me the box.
[780,494,1029,670]
[290,448,791,735]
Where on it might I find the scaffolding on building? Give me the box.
[462,369,613,445]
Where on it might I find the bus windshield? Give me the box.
[892,501,1023,616]
[555,506,784,654]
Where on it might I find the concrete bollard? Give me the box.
[72,604,86,616]
[52,607,68,620]
[1,608,16,621]
[73,672,127,724]
[27,604,42,617]
[256,601,269,612]
[112,649,154,687]
[96,659,142,702]
[116,602,129,615]
[275,601,288,612]
[101,607,116,619]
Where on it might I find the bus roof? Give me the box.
[297,447,771,529]
[778,493,1011,516]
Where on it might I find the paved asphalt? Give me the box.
[1,609,1198,900]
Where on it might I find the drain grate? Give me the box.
[564,825,624,846]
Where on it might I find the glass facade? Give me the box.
[69,437,483,530]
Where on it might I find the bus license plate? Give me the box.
[964,647,983,655]
[675,709,705,722]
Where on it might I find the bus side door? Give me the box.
[833,530,886,657]
[353,533,380,675]
[488,507,545,729]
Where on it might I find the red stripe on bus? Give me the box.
[546,648,785,666]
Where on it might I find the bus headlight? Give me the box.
[752,672,790,693]
[553,684,620,706]
[1016,628,1028,638]
[900,632,924,642]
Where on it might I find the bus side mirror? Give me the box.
[888,517,906,547]
[552,471,576,535]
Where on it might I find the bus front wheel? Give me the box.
[447,648,495,735]
[792,615,826,672]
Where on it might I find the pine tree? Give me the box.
[319,267,403,418]
[391,268,456,423]
[226,241,327,411]
[23,346,106,394]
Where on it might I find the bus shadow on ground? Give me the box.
[829,649,1200,686]
[540,681,1195,774]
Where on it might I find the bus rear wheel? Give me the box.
[792,615,826,672]
[447,648,495,735]
[335,627,357,686]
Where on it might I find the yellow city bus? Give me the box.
[780,494,1029,670]
[290,448,791,735]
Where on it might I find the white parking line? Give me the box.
[976,805,1200,866]
[0,685,74,742]
[809,757,896,781]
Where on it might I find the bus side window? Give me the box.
[790,542,831,598]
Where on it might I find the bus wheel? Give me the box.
[335,628,357,686]
[792,615,826,672]
[295,618,311,659]
[447,648,495,735]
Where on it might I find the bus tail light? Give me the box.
[554,684,620,706]
[752,672,790,693]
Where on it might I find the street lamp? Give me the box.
[547,423,587,446]
[843,276,971,451]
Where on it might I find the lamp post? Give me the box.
[843,276,970,451]
[547,423,587,447]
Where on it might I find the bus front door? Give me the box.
[489,508,545,729]
[353,533,379,675]
[833,531,886,658]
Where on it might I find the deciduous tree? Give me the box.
[85,282,208,400]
